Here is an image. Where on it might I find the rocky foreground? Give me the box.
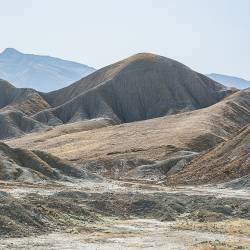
[0,180,249,249]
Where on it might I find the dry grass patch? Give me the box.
[193,239,250,250]
[174,218,250,237]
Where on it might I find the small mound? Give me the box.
[124,151,199,181]
[223,175,250,189]
[0,110,48,140]
[0,79,51,115]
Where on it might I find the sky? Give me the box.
[0,0,249,79]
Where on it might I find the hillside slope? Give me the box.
[0,53,234,139]
[0,48,95,92]
[6,89,250,181]
[0,79,51,115]
[0,142,100,182]
[0,110,49,140]
[0,79,51,139]
[36,53,230,125]
[166,123,250,185]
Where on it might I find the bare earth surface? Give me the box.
[0,179,249,199]
[1,219,248,250]
[1,179,250,249]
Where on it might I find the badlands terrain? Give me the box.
[0,53,249,249]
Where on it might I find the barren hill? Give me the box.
[0,110,49,140]
[0,79,51,139]
[0,53,233,139]
[0,79,51,115]
[6,89,250,179]
[166,123,250,185]
[36,53,230,125]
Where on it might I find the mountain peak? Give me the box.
[1,48,22,55]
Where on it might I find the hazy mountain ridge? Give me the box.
[207,73,250,89]
[0,48,95,92]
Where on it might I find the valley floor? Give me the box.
[0,179,249,250]
[0,179,249,200]
[1,218,249,250]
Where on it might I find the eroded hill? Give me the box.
[0,53,233,139]
[166,123,250,185]
[36,53,230,125]
[0,142,100,182]
[0,79,51,139]
[6,89,250,180]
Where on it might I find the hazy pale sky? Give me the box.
[0,0,249,79]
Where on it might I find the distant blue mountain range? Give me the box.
[0,48,95,92]
[207,73,250,89]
